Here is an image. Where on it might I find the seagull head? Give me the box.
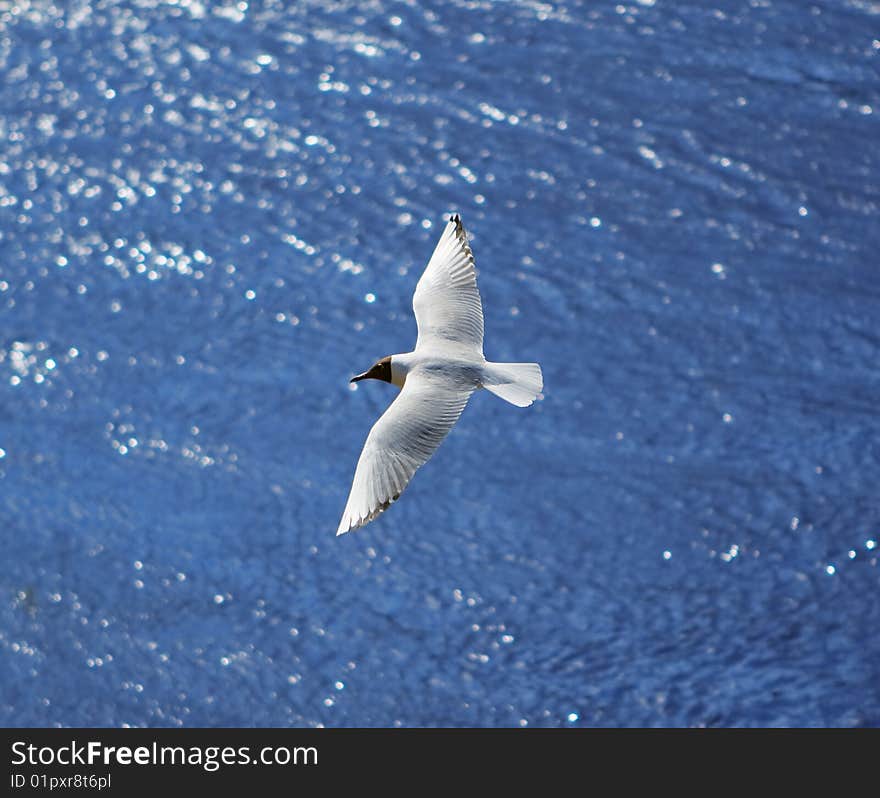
[351,355,393,384]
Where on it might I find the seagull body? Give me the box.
[337,214,543,536]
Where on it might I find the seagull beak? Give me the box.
[350,370,371,383]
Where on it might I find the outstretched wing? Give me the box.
[337,370,474,535]
[412,214,484,353]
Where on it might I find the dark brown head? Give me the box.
[351,355,392,384]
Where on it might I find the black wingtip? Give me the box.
[450,212,461,224]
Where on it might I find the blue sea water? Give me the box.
[1,0,879,728]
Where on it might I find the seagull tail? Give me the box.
[482,362,543,407]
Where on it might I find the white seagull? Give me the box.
[337,214,543,536]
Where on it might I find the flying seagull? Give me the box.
[337,213,543,536]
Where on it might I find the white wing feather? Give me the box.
[413,214,484,353]
[337,370,474,535]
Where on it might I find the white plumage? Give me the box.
[413,213,485,352]
[337,214,543,536]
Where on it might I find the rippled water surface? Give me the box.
[2,0,879,727]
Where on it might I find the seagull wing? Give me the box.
[413,214,484,353]
[337,369,474,535]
